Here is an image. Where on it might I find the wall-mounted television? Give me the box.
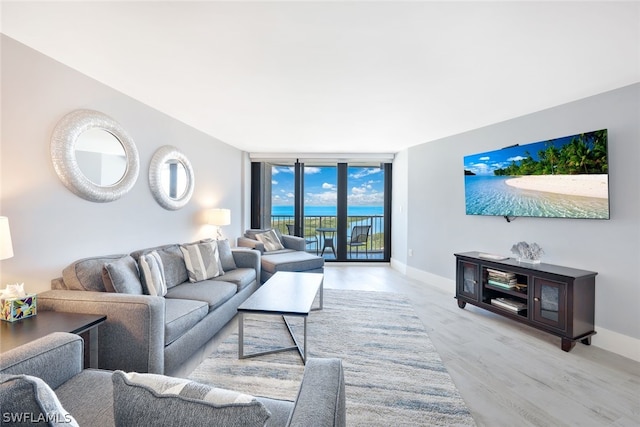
[463,129,609,219]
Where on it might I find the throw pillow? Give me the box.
[112,371,270,427]
[138,251,168,296]
[216,239,237,272]
[102,255,143,294]
[255,230,285,251]
[0,374,79,427]
[180,241,223,282]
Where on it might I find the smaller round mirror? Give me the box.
[75,129,127,186]
[160,159,189,200]
[149,146,194,210]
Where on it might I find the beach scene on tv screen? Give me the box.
[463,129,609,219]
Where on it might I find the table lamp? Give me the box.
[207,209,231,240]
[0,216,14,261]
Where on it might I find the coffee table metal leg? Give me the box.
[303,317,307,364]
[238,312,244,359]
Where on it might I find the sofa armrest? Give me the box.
[38,290,166,374]
[287,358,346,427]
[237,236,265,253]
[231,248,261,278]
[0,332,83,389]
[281,235,306,252]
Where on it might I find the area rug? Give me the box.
[188,289,476,426]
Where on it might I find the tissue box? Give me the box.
[1,294,37,322]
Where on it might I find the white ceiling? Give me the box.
[2,1,638,154]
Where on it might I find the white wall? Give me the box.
[0,35,246,293]
[394,83,640,360]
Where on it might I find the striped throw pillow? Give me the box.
[138,251,167,296]
[180,241,223,283]
[255,229,284,251]
[112,371,270,427]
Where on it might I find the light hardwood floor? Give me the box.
[182,265,640,426]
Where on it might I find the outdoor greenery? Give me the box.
[271,215,385,253]
[494,130,608,176]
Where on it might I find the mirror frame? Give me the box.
[149,145,195,210]
[51,109,139,202]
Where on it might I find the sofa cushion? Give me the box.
[0,374,79,427]
[63,254,129,292]
[180,241,223,282]
[139,251,168,297]
[130,244,188,289]
[55,369,114,427]
[102,255,143,294]
[164,299,208,346]
[261,251,325,274]
[213,268,255,291]
[255,230,285,251]
[216,239,237,272]
[112,371,270,427]
[164,281,237,312]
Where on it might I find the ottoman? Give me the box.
[260,251,324,283]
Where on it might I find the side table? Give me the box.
[0,311,106,368]
[316,227,337,257]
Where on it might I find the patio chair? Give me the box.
[287,224,319,255]
[348,225,371,258]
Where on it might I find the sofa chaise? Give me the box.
[38,239,261,375]
[0,332,346,426]
[238,229,324,283]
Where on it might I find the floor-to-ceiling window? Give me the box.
[252,157,392,262]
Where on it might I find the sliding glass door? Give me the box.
[254,160,391,262]
[346,164,386,260]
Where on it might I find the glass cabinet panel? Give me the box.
[532,277,566,331]
[458,261,479,301]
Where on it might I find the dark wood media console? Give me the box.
[454,251,597,352]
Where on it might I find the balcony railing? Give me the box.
[270,215,385,259]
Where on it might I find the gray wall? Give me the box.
[398,83,640,357]
[0,35,245,293]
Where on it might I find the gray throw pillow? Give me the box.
[62,254,129,292]
[102,255,143,294]
[216,239,237,272]
[112,371,270,427]
[0,374,79,427]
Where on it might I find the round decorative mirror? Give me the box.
[149,146,194,210]
[51,109,139,202]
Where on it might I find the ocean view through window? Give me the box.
[261,162,391,261]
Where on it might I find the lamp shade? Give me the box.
[207,208,231,226]
[0,216,14,260]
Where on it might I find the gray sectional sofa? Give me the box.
[38,240,261,375]
[0,332,347,426]
[238,229,324,283]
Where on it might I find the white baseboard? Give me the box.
[391,261,640,363]
[591,327,640,362]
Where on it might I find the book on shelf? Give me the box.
[487,279,516,289]
[491,297,527,312]
[486,268,516,279]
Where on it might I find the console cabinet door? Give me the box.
[457,260,479,302]
[531,277,567,332]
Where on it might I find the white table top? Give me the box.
[238,272,323,316]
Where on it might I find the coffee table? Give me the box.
[237,271,323,364]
